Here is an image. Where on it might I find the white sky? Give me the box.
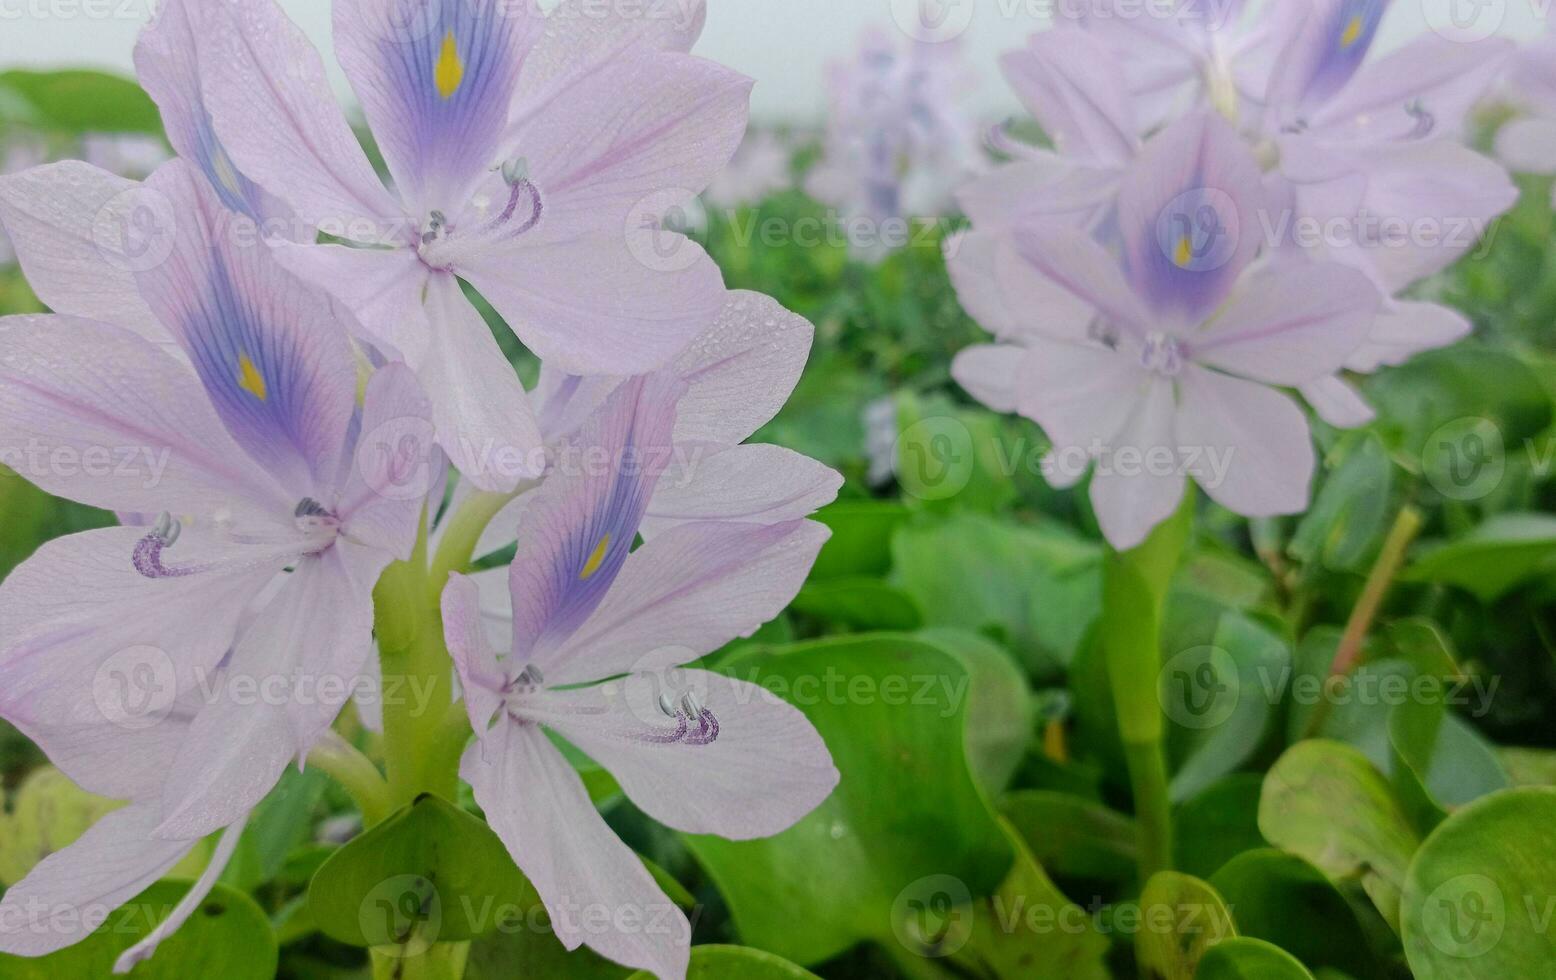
[0,0,1547,122]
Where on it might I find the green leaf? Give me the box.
[1210,849,1391,978]
[792,577,923,630]
[1387,698,1509,832]
[1001,791,1138,883]
[0,880,277,979]
[1134,871,1237,980]
[1173,775,1268,880]
[308,794,535,948]
[1196,938,1316,980]
[627,945,821,980]
[1259,741,1421,932]
[1401,787,1556,978]
[1290,433,1394,573]
[931,819,1109,979]
[1405,513,1556,602]
[0,70,162,134]
[809,501,911,580]
[893,512,1101,674]
[683,635,1011,966]
[224,766,329,893]
[465,915,628,980]
[0,766,123,887]
[919,628,1034,795]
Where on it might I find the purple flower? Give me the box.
[0,160,435,963]
[953,114,1377,548]
[185,0,748,490]
[1496,30,1556,208]
[806,28,983,260]
[443,375,838,980]
[703,129,794,209]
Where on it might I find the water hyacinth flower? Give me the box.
[703,129,794,210]
[954,113,1378,548]
[1496,30,1556,208]
[188,0,747,491]
[807,28,983,261]
[0,158,436,960]
[443,375,838,979]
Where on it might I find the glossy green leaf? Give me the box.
[1388,698,1509,832]
[1259,741,1421,932]
[1196,937,1316,980]
[308,794,535,948]
[1405,513,1556,602]
[0,881,277,979]
[1401,788,1556,978]
[1173,775,1267,880]
[0,70,162,134]
[919,628,1033,795]
[684,635,1011,966]
[1290,432,1394,573]
[1135,871,1237,980]
[792,577,923,630]
[809,501,911,580]
[1001,791,1138,883]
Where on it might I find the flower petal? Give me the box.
[1016,336,1151,457]
[1301,375,1375,428]
[134,162,360,499]
[154,543,385,839]
[202,0,404,240]
[112,816,251,973]
[1001,31,1138,168]
[1496,117,1556,176]
[1116,111,1266,326]
[0,804,196,957]
[946,230,1094,344]
[462,724,690,979]
[535,668,838,839]
[334,0,543,216]
[1086,375,1186,550]
[1265,0,1390,120]
[0,162,168,344]
[1310,34,1512,141]
[417,272,545,491]
[1346,300,1472,372]
[1011,225,1154,338]
[0,313,288,518]
[337,363,440,559]
[641,443,841,537]
[442,572,509,735]
[951,344,1023,414]
[1193,261,1378,385]
[1175,365,1316,519]
[268,241,432,363]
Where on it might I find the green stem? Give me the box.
[1302,505,1425,739]
[1101,492,1193,885]
[427,488,527,594]
[370,942,470,980]
[308,732,393,827]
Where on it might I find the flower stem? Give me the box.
[1100,491,1193,884]
[426,487,529,596]
[1302,504,1425,739]
[308,731,393,827]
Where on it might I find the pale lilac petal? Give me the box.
[154,543,385,838]
[511,0,706,128]
[946,230,1093,343]
[544,520,829,686]
[507,375,682,665]
[641,444,842,537]
[1301,375,1375,428]
[1265,0,1390,120]
[1001,31,1138,167]
[1346,300,1472,372]
[513,52,751,237]
[1311,34,1512,141]
[1496,117,1556,176]
[1116,112,1266,325]
[533,367,621,444]
[533,669,837,839]
[135,0,288,225]
[665,290,815,445]
[455,229,725,376]
[956,157,1122,235]
[462,723,690,979]
[442,572,509,735]
[337,363,439,559]
[202,0,404,240]
[0,162,167,343]
[112,815,251,973]
[1193,261,1378,385]
[1175,365,1315,519]
[0,313,289,518]
[0,527,283,801]
[269,241,432,362]
[1017,337,1149,457]
[0,805,196,958]
[418,272,545,491]
[1088,376,1186,550]
[951,344,1023,413]
[134,162,360,499]
[334,0,542,216]
[1011,225,1154,338]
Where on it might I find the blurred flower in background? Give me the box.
[704,128,795,210]
[807,27,983,262]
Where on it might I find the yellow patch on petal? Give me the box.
[580,534,611,581]
[434,31,465,100]
[1340,15,1364,48]
[1174,235,1195,268]
[238,353,268,402]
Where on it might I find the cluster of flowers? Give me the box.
[0,1,841,978]
[946,0,1537,548]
